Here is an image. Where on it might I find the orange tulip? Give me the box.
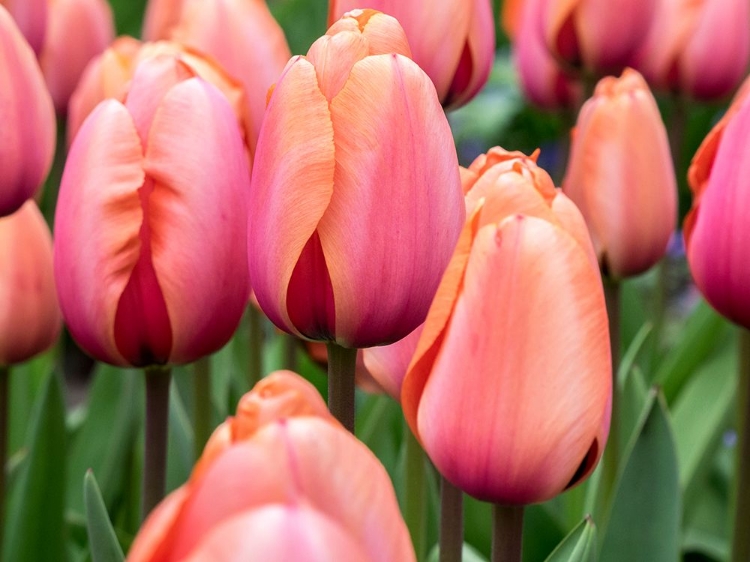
[248,10,465,348]
[0,0,47,55]
[54,55,250,367]
[562,69,677,278]
[501,0,526,39]
[128,371,416,562]
[402,148,611,504]
[328,0,494,109]
[0,4,55,217]
[0,201,61,366]
[633,0,750,100]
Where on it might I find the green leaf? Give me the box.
[3,372,67,562]
[84,471,125,562]
[166,381,195,492]
[599,390,681,562]
[544,516,596,562]
[426,542,489,562]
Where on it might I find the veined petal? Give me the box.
[319,54,464,347]
[306,31,369,101]
[54,100,144,366]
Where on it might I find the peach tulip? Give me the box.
[502,0,526,39]
[0,4,55,217]
[54,56,250,367]
[329,1,494,109]
[248,10,465,349]
[633,0,750,100]
[545,0,656,76]
[0,0,47,54]
[141,0,184,41]
[562,69,677,278]
[0,201,61,366]
[402,148,611,504]
[128,371,416,562]
[685,79,750,328]
[39,0,115,114]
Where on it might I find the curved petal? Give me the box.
[320,54,464,347]
[417,216,611,504]
[144,78,250,364]
[127,486,190,562]
[54,100,144,366]
[306,31,369,101]
[2,0,47,54]
[363,324,423,401]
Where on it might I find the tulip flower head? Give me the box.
[248,10,465,349]
[54,55,250,368]
[402,148,611,505]
[0,4,56,217]
[128,371,416,562]
[0,0,47,54]
[562,69,677,279]
[329,0,495,109]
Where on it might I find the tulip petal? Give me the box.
[54,100,145,366]
[248,57,336,337]
[144,77,250,364]
[417,216,611,504]
[127,486,190,562]
[306,31,369,101]
[319,54,464,347]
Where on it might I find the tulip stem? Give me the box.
[403,424,427,561]
[326,343,357,433]
[731,329,750,562]
[491,504,524,562]
[193,357,212,459]
[142,366,171,521]
[0,366,8,550]
[439,476,463,562]
[247,307,264,389]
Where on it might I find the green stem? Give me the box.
[326,343,357,433]
[193,357,211,460]
[0,366,8,551]
[491,504,524,562]
[731,329,750,562]
[247,307,264,389]
[439,476,463,562]
[142,367,171,521]
[403,425,427,561]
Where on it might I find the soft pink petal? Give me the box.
[1,0,47,54]
[141,0,185,40]
[306,31,369,101]
[363,324,423,401]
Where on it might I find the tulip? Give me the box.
[501,0,526,39]
[249,10,465,349]
[545,0,656,76]
[128,371,416,562]
[362,325,423,401]
[39,0,115,114]
[0,4,56,217]
[633,0,750,101]
[329,1,494,109]
[141,0,184,42]
[562,69,677,279]
[0,201,61,366]
[402,147,611,504]
[54,55,250,368]
[0,0,47,55]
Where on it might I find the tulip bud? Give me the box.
[362,324,423,401]
[248,10,465,349]
[0,0,47,55]
[402,148,611,504]
[0,4,56,217]
[0,202,61,366]
[39,0,115,114]
[633,0,750,100]
[128,371,416,562]
[685,79,750,328]
[562,69,677,278]
[141,0,184,42]
[328,0,495,109]
[54,55,250,367]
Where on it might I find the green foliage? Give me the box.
[84,471,125,562]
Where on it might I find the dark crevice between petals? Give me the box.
[444,42,472,108]
[556,15,582,68]
[564,438,600,491]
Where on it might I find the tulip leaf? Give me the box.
[599,390,681,562]
[166,381,194,492]
[426,542,489,562]
[8,352,54,455]
[616,322,652,389]
[544,516,596,562]
[84,470,125,562]
[3,372,66,562]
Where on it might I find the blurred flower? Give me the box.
[362,324,423,401]
[0,201,61,366]
[328,0,495,110]
[633,0,750,100]
[141,0,184,41]
[54,56,250,367]
[0,4,55,217]
[402,148,611,504]
[0,0,47,54]
[685,79,750,328]
[39,0,115,114]
[562,68,677,278]
[501,0,526,39]
[248,10,465,348]
[128,371,416,562]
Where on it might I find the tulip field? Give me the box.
[1,0,749,561]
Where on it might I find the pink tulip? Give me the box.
[248,10,465,348]
[54,56,250,367]
[0,0,47,55]
[362,325,423,401]
[329,0,495,109]
[0,4,56,217]
[0,201,61,366]
[141,0,184,42]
